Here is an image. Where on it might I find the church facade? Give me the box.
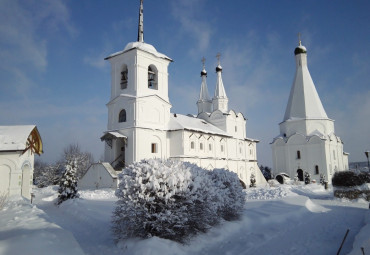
[100,1,266,186]
[271,41,349,183]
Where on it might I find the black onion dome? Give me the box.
[294,45,307,55]
[201,69,207,76]
[216,65,222,72]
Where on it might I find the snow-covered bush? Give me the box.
[249,174,256,188]
[332,171,369,187]
[0,192,8,211]
[57,158,80,205]
[112,159,245,243]
[304,172,311,185]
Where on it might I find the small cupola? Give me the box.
[294,34,307,55]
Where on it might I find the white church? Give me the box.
[96,0,266,187]
[271,40,349,183]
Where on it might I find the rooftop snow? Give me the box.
[168,114,230,137]
[105,42,172,61]
[0,125,36,151]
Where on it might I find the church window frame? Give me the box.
[209,144,212,151]
[119,109,127,123]
[148,65,158,90]
[120,65,128,89]
[221,144,224,153]
[200,143,203,151]
[190,141,195,150]
[333,150,336,160]
[297,150,301,159]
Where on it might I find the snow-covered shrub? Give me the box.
[210,168,245,221]
[0,192,8,211]
[112,159,245,243]
[304,172,311,185]
[332,171,368,187]
[319,174,326,185]
[57,158,80,205]
[249,173,256,188]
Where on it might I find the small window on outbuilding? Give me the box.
[297,150,301,159]
[315,165,319,175]
[151,143,157,153]
[120,65,128,89]
[119,109,126,122]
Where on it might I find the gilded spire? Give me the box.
[137,0,144,42]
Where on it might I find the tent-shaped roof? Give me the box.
[283,44,328,121]
[0,125,43,154]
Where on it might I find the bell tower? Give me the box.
[102,0,172,168]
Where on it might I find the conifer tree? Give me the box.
[57,158,79,205]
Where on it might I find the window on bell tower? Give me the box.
[148,65,158,90]
[119,109,126,122]
[120,65,128,89]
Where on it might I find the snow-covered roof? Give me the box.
[105,42,172,61]
[168,114,230,137]
[0,125,43,154]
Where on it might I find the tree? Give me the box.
[33,144,94,188]
[250,174,256,188]
[34,160,63,187]
[63,144,94,180]
[112,159,245,243]
[304,172,311,185]
[259,165,272,180]
[57,158,80,205]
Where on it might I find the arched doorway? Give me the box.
[297,169,303,181]
[276,175,284,184]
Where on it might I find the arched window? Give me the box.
[297,150,301,159]
[190,141,194,149]
[120,65,128,89]
[200,143,203,150]
[119,109,126,122]
[148,65,158,90]
[209,144,212,151]
[315,165,319,175]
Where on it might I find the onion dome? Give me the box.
[294,41,307,55]
[216,64,222,72]
[201,68,207,76]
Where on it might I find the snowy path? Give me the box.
[33,188,121,255]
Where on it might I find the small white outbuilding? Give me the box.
[78,162,120,190]
[0,125,43,200]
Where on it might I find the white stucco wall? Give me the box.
[0,150,34,200]
[78,163,118,190]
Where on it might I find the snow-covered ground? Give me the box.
[0,184,369,255]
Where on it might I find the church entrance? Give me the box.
[113,139,126,170]
[297,169,303,181]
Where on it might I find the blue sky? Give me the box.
[1,0,369,167]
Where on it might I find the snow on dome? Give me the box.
[105,41,172,61]
[216,64,223,72]
[201,68,207,76]
[294,45,307,55]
